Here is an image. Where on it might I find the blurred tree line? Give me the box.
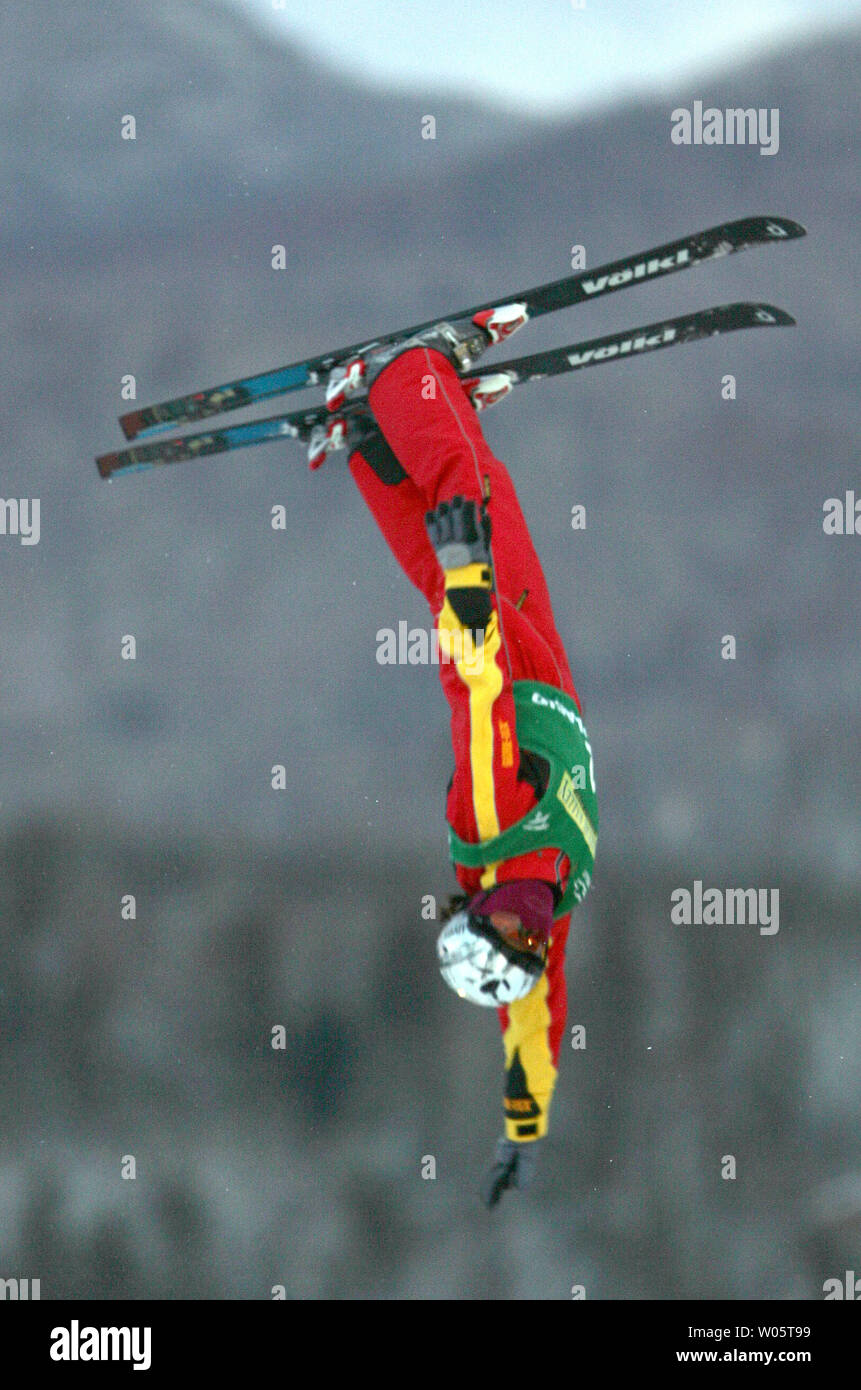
[1,817,858,1298]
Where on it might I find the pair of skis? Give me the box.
[95,215,805,479]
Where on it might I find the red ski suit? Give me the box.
[350,347,580,1141]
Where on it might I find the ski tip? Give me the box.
[723,302,796,328]
[758,216,807,240]
[119,410,144,441]
[754,303,796,326]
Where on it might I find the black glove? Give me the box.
[426,497,493,632]
[481,1136,543,1208]
[425,495,492,573]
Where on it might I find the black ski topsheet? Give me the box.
[96,302,794,478]
[118,216,805,440]
[471,300,796,386]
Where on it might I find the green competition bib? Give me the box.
[447,680,598,917]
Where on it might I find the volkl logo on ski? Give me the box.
[568,327,676,369]
[581,250,690,297]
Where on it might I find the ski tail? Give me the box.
[97,407,322,478]
[117,215,805,440]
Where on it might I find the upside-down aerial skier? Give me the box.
[320,317,599,1207]
[94,216,811,1213]
[99,218,806,1205]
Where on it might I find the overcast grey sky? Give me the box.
[231,0,861,113]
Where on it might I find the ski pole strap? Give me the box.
[447,680,598,917]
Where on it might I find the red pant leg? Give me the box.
[368,346,579,701]
[348,450,442,610]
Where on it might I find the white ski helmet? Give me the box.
[436,906,547,1008]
